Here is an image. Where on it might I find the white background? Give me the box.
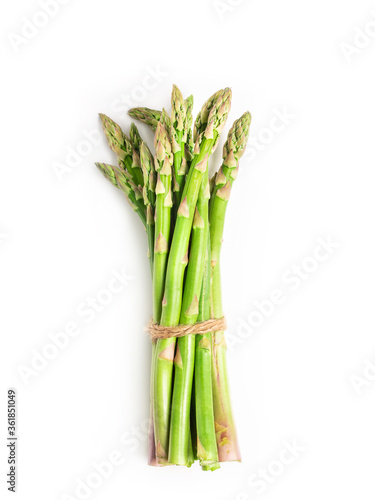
[1,0,375,499]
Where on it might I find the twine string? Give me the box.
[147,317,227,340]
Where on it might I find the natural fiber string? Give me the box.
[147,317,227,341]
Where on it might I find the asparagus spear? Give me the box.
[209,111,251,462]
[167,90,216,465]
[95,162,146,227]
[138,138,158,464]
[194,89,225,141]
[153,88,232,463]
[185,95,194,127]
[195,233,220,471]
[168,161,210,465]
[139,141,155,274]
[99,113,144,188]
[129,122,143,155]
[193,177,221,470]
[128,124,160,464]
[152,122,173,323]
[184,95,194,164]
[128,107,161,132]
[158,110,177,210]
[170,85,189,206]
[152,122,173,463]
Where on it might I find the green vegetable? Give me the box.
[95,86,251,470]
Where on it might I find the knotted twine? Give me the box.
[147,317,227,341]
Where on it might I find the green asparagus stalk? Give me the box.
[153,88,232,463]
[152,122,173,322]
[99,113,144,188]
[209,111,251,462]
[185,95,194,127]
[168,163,210,465]
[184,95,194,164]
[95,162,146,227]
[129,122,143,155]
[170,85,188,206]
[139,139,158,465]
[193,89,225,140]
[195,234,220,471]
[159,109,180,167]
[139,141,156,274]
[128,107,161,132]
[194,213,220,470]
[151,122,173,464]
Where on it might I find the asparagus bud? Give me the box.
[128,107,161,132]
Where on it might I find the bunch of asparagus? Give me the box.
[96,86,251,471]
